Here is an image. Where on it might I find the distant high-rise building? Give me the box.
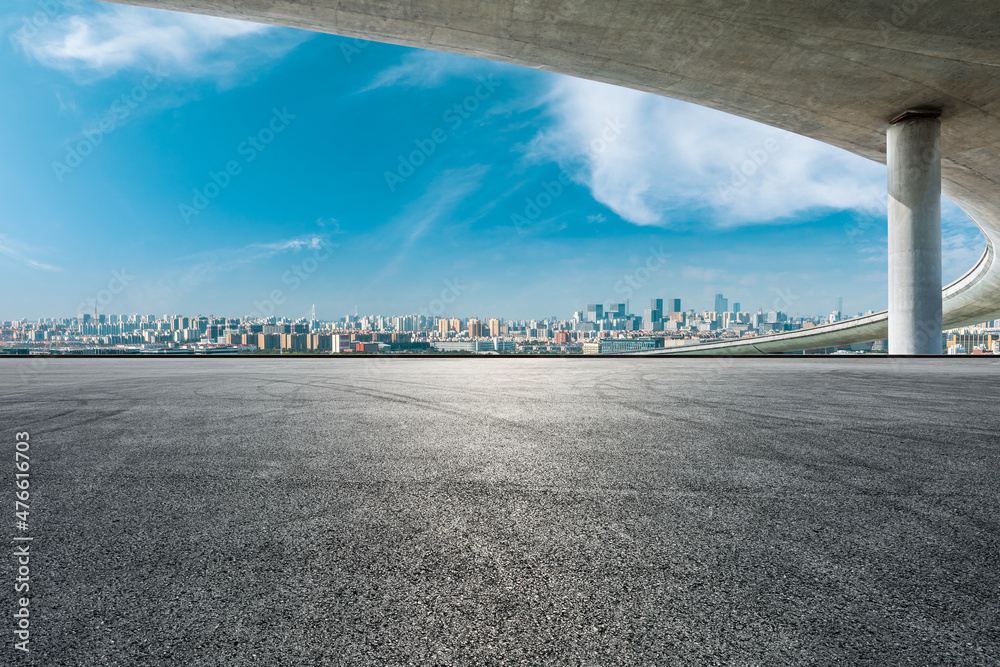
[449,318,462,333]
[643,308,663,331]
[257,333,281,350]
[438,320,450,335]
[586,304,604,323]
[714,293,729,315]
[732,302,741,313]
[607,303,626,320]
[489,318,501,337]
[468,319,483,337]
[668,298,681,315]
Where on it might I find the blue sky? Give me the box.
[0,0,985,321]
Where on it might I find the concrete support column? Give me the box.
[887,111,942,355]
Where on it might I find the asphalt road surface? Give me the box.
[1,358,998,665]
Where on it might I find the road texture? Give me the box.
[1,358,998,665]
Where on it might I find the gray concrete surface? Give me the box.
[2,358,999,665]
[96,0,1000,350]
[888,115,942,355]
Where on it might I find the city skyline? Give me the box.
[3,289,858,324]
[8,296,999,356]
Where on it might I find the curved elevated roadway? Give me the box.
[101,0,1000,352]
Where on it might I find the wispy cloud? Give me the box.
[316,218,343,233]
[368,165,490,283]
[16,4,307,81]
[361,50,496,92]
[942,200,986,283]
[177,235,328,274]
[122,235,333,312]
[527,77,888,228]
[0,235,60,272]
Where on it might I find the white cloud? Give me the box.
[316,218,342,233]
[0,235,60,272]
[176,235,331,278]
[942,200,986,284]
[528,77,888,227]
[362,50,489,92]
[368,164,490,284]
[16,4,306,80]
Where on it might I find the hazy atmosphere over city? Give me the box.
[1,0,985,321]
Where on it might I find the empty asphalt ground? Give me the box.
[1,358,998,665]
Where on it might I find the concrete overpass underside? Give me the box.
[99,0,1000,353]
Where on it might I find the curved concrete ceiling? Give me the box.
[100,0,1000,352]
